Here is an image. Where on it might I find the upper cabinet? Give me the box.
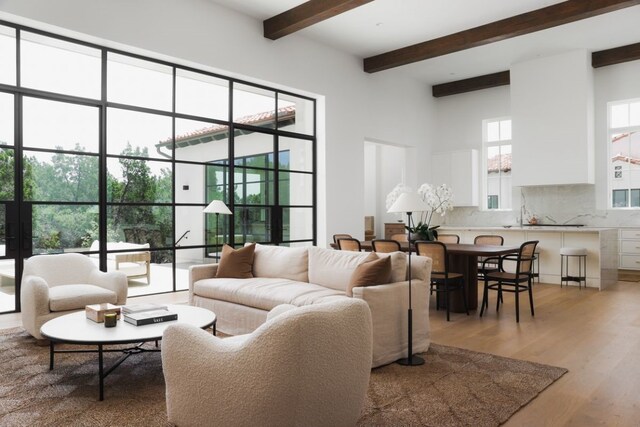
[511,50,595,186]
[431,149,478,207]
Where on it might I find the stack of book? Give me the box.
[122,303,178,326]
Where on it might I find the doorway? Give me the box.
[363,141,409,239]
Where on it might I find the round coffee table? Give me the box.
[41,304,216,400]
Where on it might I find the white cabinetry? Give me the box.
[619,229,640,270]
[431,149,478,207]
[438,226,619,290]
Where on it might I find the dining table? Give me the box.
[349,241,521,312]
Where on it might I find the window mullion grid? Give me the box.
[1,18,317,302]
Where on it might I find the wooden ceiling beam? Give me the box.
[264,0,374,40]
[592,42,640,67]
[364,0,640,73]
[432,71,510,98]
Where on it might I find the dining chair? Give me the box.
[371,239,401,253]
[480,240,539,323]
[436,234,460,244]
[390,233,408,242]
[333,234,352,244]
[415,240,468,321]
[337,238,362,252]
[474,235,504,280]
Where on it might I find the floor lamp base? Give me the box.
[397,355,425,366]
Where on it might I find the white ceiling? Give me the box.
[210,0,640,85]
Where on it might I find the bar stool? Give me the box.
[560,247,587,289]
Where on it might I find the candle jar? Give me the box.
[104,313,117,328]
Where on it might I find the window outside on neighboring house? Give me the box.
[608,99,640,208]
[483,118,512,210]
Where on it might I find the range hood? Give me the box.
[511,50,595,186]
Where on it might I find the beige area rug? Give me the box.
[360,344,567,426]
[0,328,566,426]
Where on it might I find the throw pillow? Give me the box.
[216,243,256,279]
[347,253,392,297]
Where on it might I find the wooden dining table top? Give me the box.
[356,241,520,256]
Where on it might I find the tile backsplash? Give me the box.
[442,185,640,228]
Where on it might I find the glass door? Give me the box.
[21,96,100,258]
[0,202,17,312]
[0,92,17,312]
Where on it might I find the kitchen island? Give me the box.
[437,226,618,290]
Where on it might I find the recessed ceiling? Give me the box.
[209,0,640,85]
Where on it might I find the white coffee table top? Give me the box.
[41,304,216,345]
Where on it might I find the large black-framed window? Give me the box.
[0,19,317,311]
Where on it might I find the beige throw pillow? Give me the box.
[216,243,256,279]
[347,253,392,297]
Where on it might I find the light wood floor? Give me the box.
[2,282,639,425]
[430,280,640,426]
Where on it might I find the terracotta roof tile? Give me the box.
[158,105,296,146]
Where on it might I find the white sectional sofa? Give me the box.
[189,244,432,368]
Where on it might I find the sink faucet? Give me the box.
[520,205,524,227]
[519,190,526,227]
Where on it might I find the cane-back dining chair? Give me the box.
[436,234,460,244]
[337,238,362,252]
[415,240,468,321]
[474,235,504,280]
[333,234,352,244]
[480,240,539,323]
[371,239,402,253]
[390,233,408,242]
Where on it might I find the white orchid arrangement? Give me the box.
[386,182,454,240]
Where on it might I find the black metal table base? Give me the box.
[49,341,161,401]
[48,324,216,401]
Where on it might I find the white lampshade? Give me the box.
[387,192,429,214]
[203,200,232,215]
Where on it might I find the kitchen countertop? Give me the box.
[438,226,617,232]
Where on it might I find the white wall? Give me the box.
[441,58,640,228]
[433,85,511,155]
[0,0,434,245]
[363,142,377,218]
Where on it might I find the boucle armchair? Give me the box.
[21,253,128,339]
[162,299,373,427]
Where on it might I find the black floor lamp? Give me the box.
[387,191,429,366]
[203,200,232,261]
